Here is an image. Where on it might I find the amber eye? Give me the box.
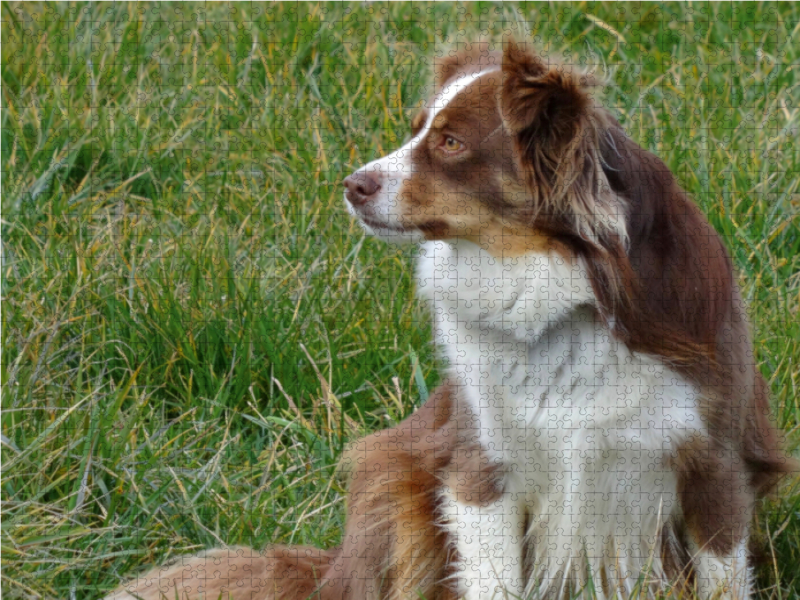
[443,136,464,153]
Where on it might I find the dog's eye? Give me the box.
[442,137,464,153]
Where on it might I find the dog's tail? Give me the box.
[105,544,339,600]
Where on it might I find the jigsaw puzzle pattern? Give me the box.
[2,3,798,600]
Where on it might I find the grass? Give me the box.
[1,2,798,598]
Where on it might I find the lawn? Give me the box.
[2,2,798,598]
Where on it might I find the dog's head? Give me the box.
[343,41,622,254]
[342,40,726,358]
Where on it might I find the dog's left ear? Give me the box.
[499,40,595,168]
[500,40,626,251]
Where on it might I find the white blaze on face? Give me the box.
[345,68,499,243]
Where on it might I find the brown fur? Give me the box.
[675,436,753,555]
[105,545,335,600]
[318,382,457,600]
[433,41,501,95]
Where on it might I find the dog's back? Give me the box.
[106,384,458,600]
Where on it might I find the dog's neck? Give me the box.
[417,237,597,351]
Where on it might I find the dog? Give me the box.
[341,40,793,599]
[108,41,791,600]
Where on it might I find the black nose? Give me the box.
[344,171,381,206]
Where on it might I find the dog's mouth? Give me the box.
[344,195,429,244]
[345,199,413,233]
[360,216,410,233]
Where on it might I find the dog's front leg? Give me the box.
[676,437,755,600]
[689,538,751,600]
[440,471,525,600]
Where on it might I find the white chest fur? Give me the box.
[417,239,706,598]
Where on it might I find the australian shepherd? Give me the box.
[109,41,791,600]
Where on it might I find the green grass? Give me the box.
[1,2,798,598]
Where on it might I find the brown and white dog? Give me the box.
[108,41,791,600]
[341,40,793,599]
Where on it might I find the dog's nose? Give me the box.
[344,171,381,206]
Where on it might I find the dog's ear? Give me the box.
[499,40,593,162]
[500,40,624,248]
[434,42,501,93]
